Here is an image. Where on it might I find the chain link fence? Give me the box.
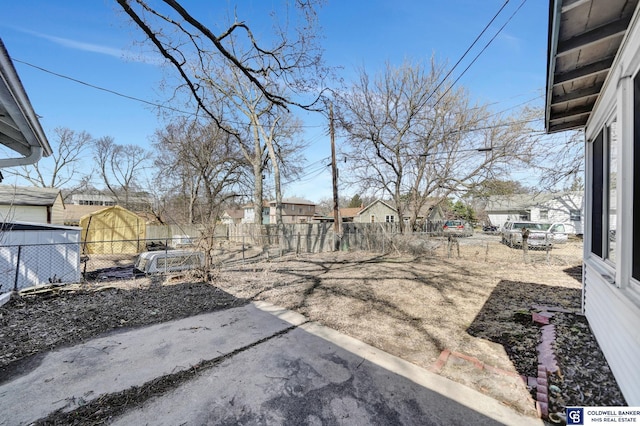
[1,224,582,293]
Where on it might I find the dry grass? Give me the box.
[215,239,584,415]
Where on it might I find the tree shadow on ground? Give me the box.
[234,253,482,356]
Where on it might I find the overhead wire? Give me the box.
[433,0,528,108]
[10,57,326,129]
[425,0,511,105]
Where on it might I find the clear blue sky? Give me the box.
[0,0,548,202]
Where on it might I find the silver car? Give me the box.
[540,222,569,244]
[501,221,552,248]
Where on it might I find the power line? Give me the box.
[11,57,326,129]
[426,0,511,105]
[434,0,528,108]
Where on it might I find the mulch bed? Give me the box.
[0,282,247,382]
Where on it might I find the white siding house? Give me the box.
[485,192,583,233]
[546,0,640,404]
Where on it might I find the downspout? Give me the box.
[0,146,42,168]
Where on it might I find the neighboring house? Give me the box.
[0,38,52,170]
[339,206,364,223]
[69,192,152,211]
[241,201,270,224]
[352,200,398,224]
[485,192,583,234]
[268,197,316,224]
[402,201,446,226]
[546,0,639,404]
[221,209,244,225]
[0,185,65,225]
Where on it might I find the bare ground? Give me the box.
[0,238,627,422]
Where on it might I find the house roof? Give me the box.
[340,207,364,218]
[358,199,397,216]
[0,38,52,165]
[223,209,244,219]
[0,185,61,207]
[545,0,639,133]
[269,197,315,206]
[484,192,581,212]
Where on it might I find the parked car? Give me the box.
[483,224,499,233]
[540,222,569,244]
[501,221,551,248]
[134,250,205,275]
[443,220,473,237]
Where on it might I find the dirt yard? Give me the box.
[0,237,627,422]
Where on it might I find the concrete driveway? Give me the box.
[0,302,542,425]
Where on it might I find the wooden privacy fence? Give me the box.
[227,222,411,254]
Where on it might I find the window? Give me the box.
[607,120,617,263]
[633,74,640,281]
[370,215,375,223]
[591,130,604,258]
[590,121,617,263]
[570,210,581,221]
[385,215,394,223]
[539,210,549,221]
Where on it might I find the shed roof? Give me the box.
[545,0,639,132]
[0,185,61,207]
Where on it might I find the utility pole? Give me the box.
[330,103,341,250]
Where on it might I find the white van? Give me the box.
[134,250,205,275]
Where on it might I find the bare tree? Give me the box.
[115,0,328,126]
[200,61,307,229]
[93,136,149,209]
[337,59,537,231]
[153,117,246,224]
[531,129,584,191]
[5,127,92,189]
[116,0,327,227]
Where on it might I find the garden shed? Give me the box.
[0,221,81,293]
[79,205,146,254]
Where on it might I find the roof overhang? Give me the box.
[545,0,639,133]
[0,38,52,168]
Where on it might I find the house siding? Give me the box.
[354,201,397,224]
[584,263,640,404]
[579,3,640,405]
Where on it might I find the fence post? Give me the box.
[242,235,245,261]
[522,229,529,263]
[13,245,22,292]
